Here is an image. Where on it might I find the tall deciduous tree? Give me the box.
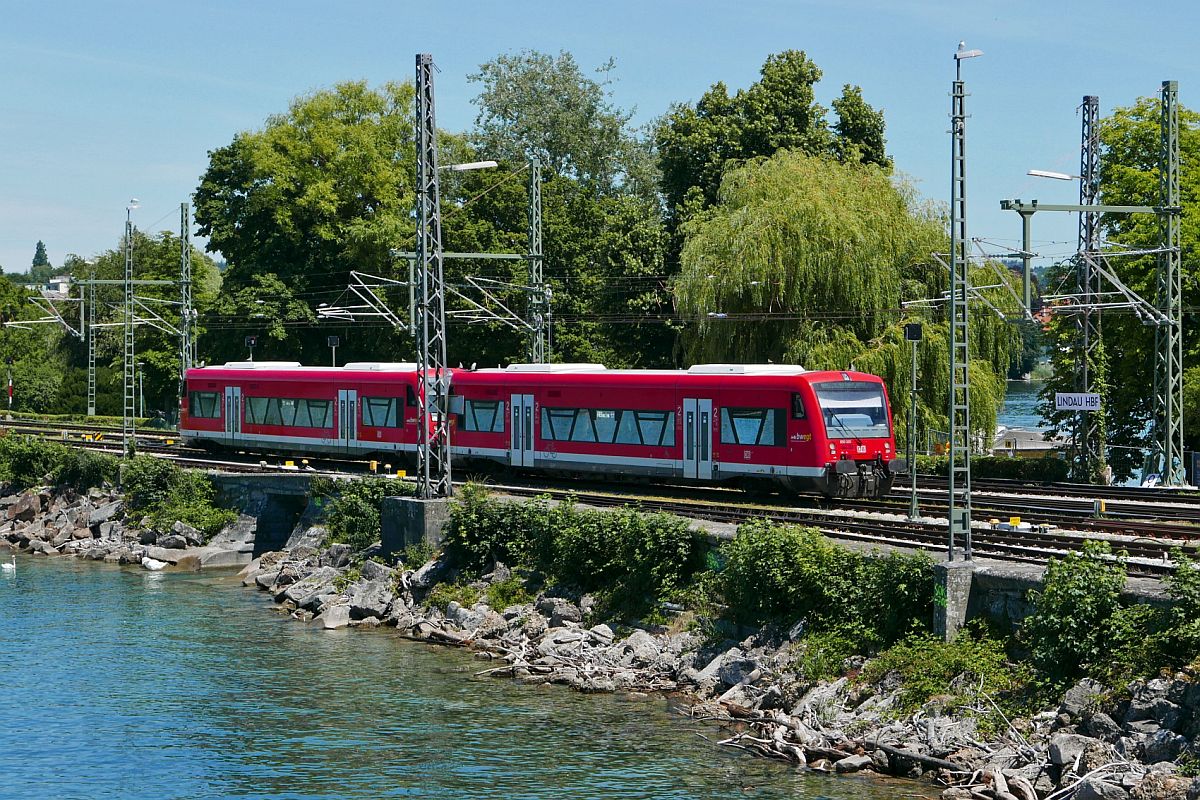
[656,51,888,222]
[674,150,1019,445]
[1038,95,1199,479]
[468,51,656,198]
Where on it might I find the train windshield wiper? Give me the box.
[830,414,864,446]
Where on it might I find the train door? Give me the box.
[509,394,535,467]
[338,389,358,451]
[223,385,242,445]
[683,398,713,480]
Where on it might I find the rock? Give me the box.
[1187,777,1200,800]
[360,559,392,582]
[98,521,122,541]
[348,580,394,620]
[137,529,158,545]
[144,546,186,564]
[1075,778,1128,800]
[588,624,615,644]
[1141,729,1188,764]
[157,534,187,549]
[941,789,973,800]
[172,521,204,546]
[254,570,281,590]
[1128,720,1162,736]
[141,556,167,571]
[1133,773,1192,800]
[536,596,582,627]
[321,543,352,568]
[7,493,41,521]
[1049,733,1098,766]
[88,500,122,526]
[1086,712,1123,739]
[281,566,340,608]
[834,754,873,774]
[622,630,661,666]
[1062,678,1106,718]
[410,555,450,591]
[320,604,351,629]
[72,526,93,540]
[482,560,511,583]
[718,656,760,688]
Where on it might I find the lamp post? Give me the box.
[905,323,922,519]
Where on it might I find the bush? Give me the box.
[311,476,414,553]
[860,630,1035,733]
[485,576,533,610]
[443,484,707,617]
[122,455,234,539]
[427,582,480,611]
[1020,540,1127,682]
[790,628,861,683]
[0,435,118,491]
[718,520,933,646]
[916,454,1069,483]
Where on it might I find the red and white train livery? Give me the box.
[180,361,905,498]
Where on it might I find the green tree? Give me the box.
[29,240,53,285]
[1037,96,1200,479]
[674,150,1019,445]
[468,50,656,198]
[656,51,887,220]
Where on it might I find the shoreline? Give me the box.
[3,483,1198,800]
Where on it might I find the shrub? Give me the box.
[916,454,1068,483]
[718,520,933,646]
[122,455,234,539]
[860,630,1035,734]
[1020,540,1127,682]
[57,449,119,490]
[790,628,861,683]
[427,582,480,611]
[312,476,413,553]
[485,576,533,610]
[0,435,118,491]
[443,485,707,617]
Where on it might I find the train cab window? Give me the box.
[362,397,402,428]
[720,408,786,447]
[189,391,221,418]
[791,392,807,420]
[406,385,418,406]
[813,381,890,439]
[461,399,505,433]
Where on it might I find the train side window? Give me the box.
[299,399,333,428]
[720,408,786,447]
[541,408,577,441]
[538,407,677,446]
[791,392,807,420]
[362,397,401,428]
[189,391,221,418]
[406,385,418,406]
[462,399,504,433]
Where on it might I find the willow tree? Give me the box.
[674,150,1020,448]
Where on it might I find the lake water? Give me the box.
[0,555,922,800]
[998,380,1045,430]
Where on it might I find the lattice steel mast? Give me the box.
[1074,95,1105,481]
[1153,80,1184,485]
[948,44,980,560]
[180,203,195,379]
[527,158,549,362]
[122,201,137,455]
[414,53,452,499]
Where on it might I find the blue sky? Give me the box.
[1,0,1197,275]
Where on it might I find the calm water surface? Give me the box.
[0,555,925,800]
[998,380,1046,430]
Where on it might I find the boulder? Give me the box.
[1141,729,1188,764]
[1049,733,1097,766]
[1075,778,1128,800]
[482,560,511,583]
[280,566,340,607]
[834,754,873,774]
[320,543,352,569]
[7,493,41,521]
[88,500,122,526]
[588,624,615,644]
[621,630,661,666]
[348,580,394,620]
[157,534,187,549]
[320,604,351,629]
[145,546,185,564]
[1085,712,1123,739]
[410,555,451,591]
[172,521,204,546]
[1062,678,1106,718]
[98,521,122,541]
[536,596,582,627]
[254,570,281,590]
[360,559,393,583]
[72,526,93,540]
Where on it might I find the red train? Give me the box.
[180,361,905,498]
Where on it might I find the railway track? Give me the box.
[4,418,1196,574]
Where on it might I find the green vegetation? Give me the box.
[0,434,118,491]
[915,454,1070,483]
[311,476,415,553]
[444,483,705,616]
[485,576,533,610]
[860,629,1037,735]
[427,582,481,612]
[719,520,932,647]
[121,455,234,538]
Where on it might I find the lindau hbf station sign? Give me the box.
[1055,392,1102,412]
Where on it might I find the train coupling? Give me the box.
[833,458,897,498]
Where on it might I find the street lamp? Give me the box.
[440,160,498,172]
[905,323,923,519]
[327,335,340,367]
